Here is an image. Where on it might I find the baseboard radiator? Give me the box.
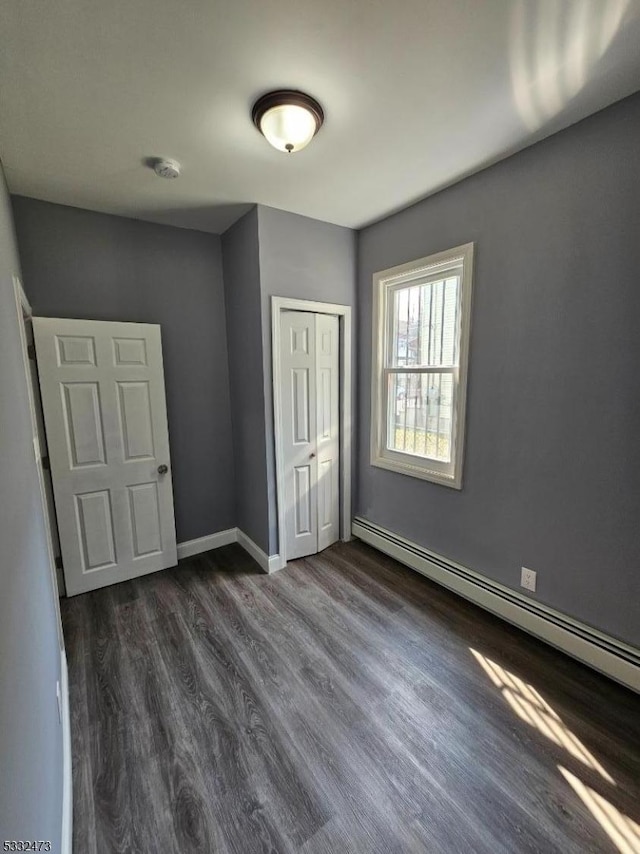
[352,516,640,694]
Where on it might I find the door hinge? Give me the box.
[27,343,36,360]
[55,555,63,570]
[42,455,50,470]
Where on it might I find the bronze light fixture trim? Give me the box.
[252,90,324,153]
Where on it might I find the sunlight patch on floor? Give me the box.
[558,766,640,853]
[469,647,614,783]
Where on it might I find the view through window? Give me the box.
[371,243,474,487]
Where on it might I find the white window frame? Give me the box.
[370,242,474,489]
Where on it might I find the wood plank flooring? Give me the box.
[61,540,640,853]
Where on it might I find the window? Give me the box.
[371,243,474,488]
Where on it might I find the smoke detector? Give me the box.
[152,158,181,179]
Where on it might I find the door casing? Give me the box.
[272,296,353,568]
[12,276,65,645]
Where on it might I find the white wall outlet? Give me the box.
[521,567,537,592]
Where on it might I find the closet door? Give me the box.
[315,313,340,552]
[281,311,318,560]
[280,311,339,561]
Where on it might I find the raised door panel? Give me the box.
[128,482,162,557]
[61,382,107,468]
[113,337,148,366]
[318,459,335,530]
[294,466,312,536]
[290,325,310,356]
[318,368,332,440]
[117,381,155,460]
[56,335,96,366]
[291,369,311,444]
[75,490,116,571]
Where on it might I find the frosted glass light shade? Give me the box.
[252,91,324,154]
[260,104,317,153]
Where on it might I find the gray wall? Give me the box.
[357,92,640,647]
[257,205,357,554]
[0,169,63,844]
[222,207,270,553]
[12,196,235,544]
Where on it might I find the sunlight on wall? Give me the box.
[559,766,640,853]
[469,648,614,783]
[509,0,630,130]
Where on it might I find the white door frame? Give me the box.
[12,276,65,645]
[272,296,352,567]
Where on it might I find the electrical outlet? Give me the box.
[521,567,537,592]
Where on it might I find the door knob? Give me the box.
[310,453,316,458]
[157,464,168,475]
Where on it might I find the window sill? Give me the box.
[370,452,462,489]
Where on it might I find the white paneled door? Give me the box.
[33,318,177,596]
[280,311,340,561]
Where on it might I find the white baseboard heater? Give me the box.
[352,516,640,694]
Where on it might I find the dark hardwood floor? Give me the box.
[61,540,640,853]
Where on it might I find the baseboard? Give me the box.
[60,648,72,854]
[236,529,283,574]
[176,527,282,573]
[352,516,640,694]
[177,528,238,560]
[268,554,286,573]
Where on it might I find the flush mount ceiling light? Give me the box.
[252,90,324,154]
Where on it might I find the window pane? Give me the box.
[387,371,454,462]
[390,276,459,367]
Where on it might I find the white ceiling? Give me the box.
[2,0,640,234]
